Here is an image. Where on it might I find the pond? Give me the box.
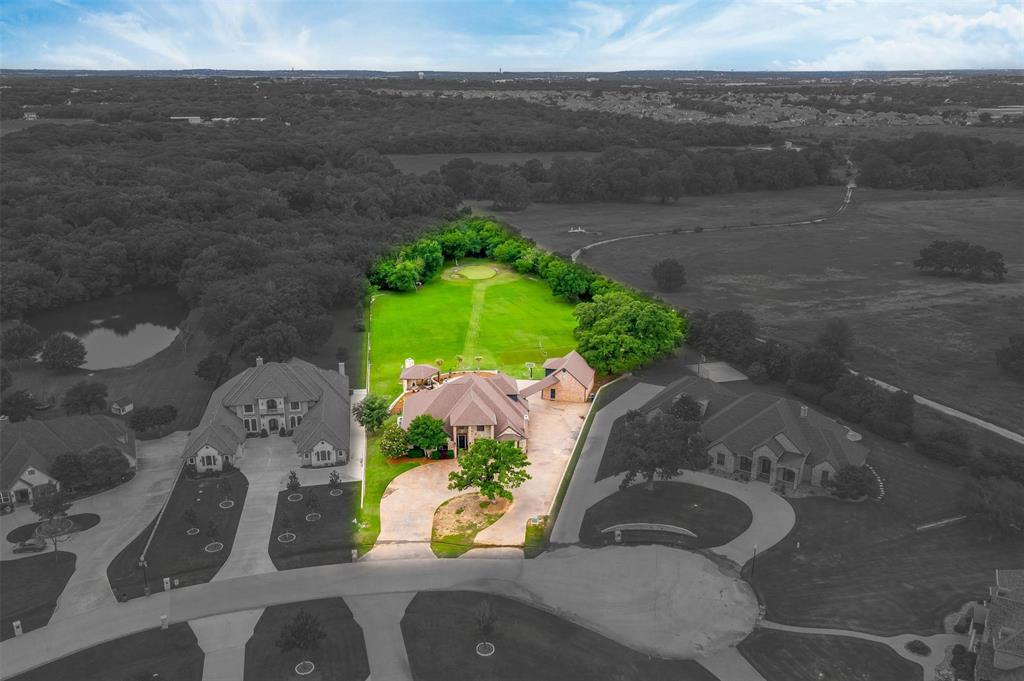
[26,289,189,370]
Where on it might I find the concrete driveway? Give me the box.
[0,431,189,621]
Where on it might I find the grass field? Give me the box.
[243,598,369,681]
[368,260,577,398]
[268,482,361,570]
[11,623,205,681]
[0,551,76,642]
[401,591,719,681]
[504,187,1024,430]
[738,629,923,681]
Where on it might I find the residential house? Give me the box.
[111,397,134,416]
[976,569,1024,681]
[519,351,595,403]
[641,375,739,421]
[400,361,441,392]
[0,415,136,508]
[401,373,529,454]
[183,357,350,473]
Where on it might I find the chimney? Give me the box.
[800,405,808,418]
[337,362,346,377]
[256,356,264,367]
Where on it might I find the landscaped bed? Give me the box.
[268,482,361,570]
[10,623,205,681]
[431,492,508,557]
[107,468,248,599]
[738,629,923,681]
[579,481,753,550]
[243,598,369,681]
[401,591,719,681]
[5,513,100,543]
[1,551,76,642]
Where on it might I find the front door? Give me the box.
[759,458,772,479]
[14,489,30,503]
[268,418,279,432]
[457,434,468,450]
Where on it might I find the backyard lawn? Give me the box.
[11,623,205,681]
[107,469,248,598]
[401,591,719,681]
[738,629,923,681]
[268,482,361,570]
[579,482,752,550]
[368,260,577,398]
[1,552,76,642]
[243,598,369,681]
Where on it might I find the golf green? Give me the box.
[369,261,577,398]
[457,265,497,280]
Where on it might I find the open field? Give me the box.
[269,482,360,570]
[507,187,1024,430]
[1,552,76,642]
[401,591,719,681]
[368,260,577,397]
[738,629,923,681]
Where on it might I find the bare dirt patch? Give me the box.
[432,493,509,557]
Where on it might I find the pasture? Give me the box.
[503,187,1024,430]
[368,261,577,398]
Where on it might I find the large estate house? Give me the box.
[975,570,1024,681]
[184,357,350,473]
[519,350,596,403]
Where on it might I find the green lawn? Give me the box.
[368,260,577,398]
[11,623,205,681]
[269,482,361,570]
[1,551,76,642]
[355,423,425,554]
[243,598,369,681]
[738,629,922,681]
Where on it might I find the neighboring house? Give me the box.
[183,357,350,473]
[401,373,529,454]
[641,375,739,420]
[702,392,869,490]
[976,569,1024,681]
[519,351,595,403]
[0,415,136,507]
[23,112,37,121]
[111,397,134,416]
[400,360,441,392]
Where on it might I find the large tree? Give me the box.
[448,438,531,502]
[651,258,686,292]
[814,318,854,359]
[687,309,758,363]
[0,323,41,362]
[62,380,108,415]
[791,348,846,390]
[81,445,131,488]
[50,453,89,489]
[406,414,448,451]
[961,478,1024,536]
[995,334,1024,380]
[492,172,531,211]
[194,352,229,384]
[615,410,708,490]
[40,333,87,371]
[574,291,685,374]
[352,394,390,433]
[0,389,36,422]
[651,169,684,203]
[670,394,703,422]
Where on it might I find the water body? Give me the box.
[26,289,189,370]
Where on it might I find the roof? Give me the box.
[521,351,596,399]
[979,587,1024,679]
[400,364,440,381]
[402,373,528,440]
[640,375,739,419]
[112,397,133,408]
[999,571,1024,592]
[1,415,132,490]
[183,358,349,459]
[702,393,868,472]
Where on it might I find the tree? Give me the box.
[574,292,685,374]
[651,169,683,203]
[814,318,854,359]
[670,394,703,421]
[81,445,130,488]
[219,479,232,501]
[129,404,178,432]
[379,423,411,458]
[448,438,531,502]
[995,334,1024,380]
[615,411,708,490]
[651,258,686,292]
[276,609,326,653]
[194,352,229,384]
[1,389,36,422]
[1,366,12,393]
[827,465,873,499]
[791,348,846,390]
[352,394,390,432]
[406,414,448,452]
[306,492,320,513]
[40,333,87,370]
[687,310,758,363]
[1,323,40,362]
[62,380,108,415]
[31,491,74,564]
[328,470,341,491]
[960,478,1024,536]
[493,172,531,211]
[50,453,88,489]
[240,322,302,364]
[476,599,497,642]
[287,470,301,492]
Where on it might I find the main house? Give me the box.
[975,569,1024,681]
[401,372,530,454]
[184,357,350,473]
[519,350,596,403]
[1,415,136,508]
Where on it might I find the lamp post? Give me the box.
[751,544,757,582]
[138,558,150,594]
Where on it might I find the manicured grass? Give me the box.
[523,516,548,558]
[355,425,424,553]
[268,482,361,570]
[402,591,719,681]
[10,623,205,681]
[243,598,369,681]
[579,481,752,550]
[107,469,248,599]
[368,260,577,397]
[5,513,100,543]
[430,493,507,558]
[738,629,923,681]
[1,551,76,642]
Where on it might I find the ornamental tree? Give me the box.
[379,423,410,458]
[406,414,448,452]
[62,380,108,415]
[194,352,229,384]
[814,318,854,359]
[1,323,40,362]
[1,389,37,422]
[40,333,87,371]
[448,438,531,502]
[352,394,390,433]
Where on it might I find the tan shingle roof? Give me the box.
[521,351,595,399]
[400,364,440,381]
[402,374,528,439]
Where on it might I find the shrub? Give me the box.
[406,448,425,459]
[862,411,912,442]
[819,391,868,422]
[827,465,874,499]
[746,362,770,384]
[953,617,969,634]
[286,470,301,492]
[905,640,930,656]
[786,380,827,405]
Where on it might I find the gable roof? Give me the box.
[543,351,595,388]
[220,361,322,406]
[402,373,528,440]
[978,586,1024,678]
[1,415,131,490]
[641,375,739,419]
[292,362,350,454]
[112,397,133,408]
[400,364,440,381]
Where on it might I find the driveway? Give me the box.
[0,431,189,621]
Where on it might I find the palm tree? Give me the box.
[455,354,464,375]
[474,355,483,371]
[434,358,445,378]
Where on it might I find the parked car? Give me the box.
[13,537,46,553]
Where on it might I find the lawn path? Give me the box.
[347,593,415,681]
[190,608,263,681]
[460,281,488,361]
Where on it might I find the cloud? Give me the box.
[82,11,190,66]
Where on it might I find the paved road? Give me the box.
[190,609,263,681]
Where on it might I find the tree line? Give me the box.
[913,240,1007,281]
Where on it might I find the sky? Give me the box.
[1,0,1021,72]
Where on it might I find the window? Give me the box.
[476,425,485,432]
[549,389,556,399]
[187,457,195,465]
[716,452,725,466]
[819,470,830,486]
[316,450,332,462]
[289,416,297,428]
[244,418,258,432]
[201,455,216,467]
[290,401,300,411]
[243,404,254,414]
[266,399,278,410]
[296,415,303,426]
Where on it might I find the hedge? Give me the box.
[786,380,828,405]
[862,411,912,442]
[819,391,868,423]
[915,438,968,467]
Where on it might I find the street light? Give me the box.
[138,558,150,594]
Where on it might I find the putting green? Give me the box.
[458,265,497,280]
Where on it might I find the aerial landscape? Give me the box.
[0,1,1022,680]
